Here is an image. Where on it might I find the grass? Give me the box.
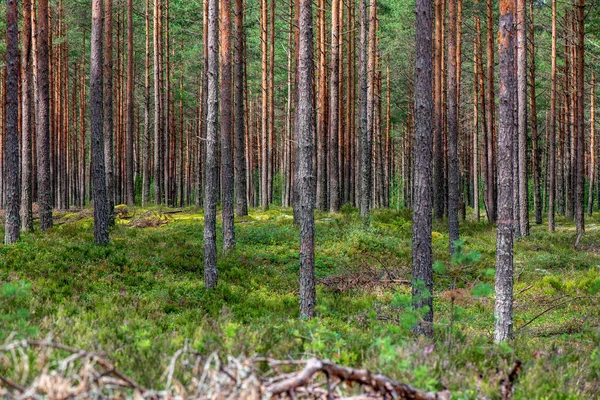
[0,205,599,398]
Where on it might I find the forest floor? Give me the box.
[0,205,599,398]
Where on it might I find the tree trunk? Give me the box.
[126,0,135,205]
[260,0,268,210]
[5,0,21,244]
[517,0,529,235]
[574,0,585,243]
[234,0,248,216]
[316,0,327,211]
[529,0,541,225]
[142,0,151,206]
[548,0,556,231]
[412,0,434,337]
[91,0,110,245]
[433,0,444,220]
[494,0,515,342]
[359,0,370,221]
[447,0,459,252]
[204,0,219,288]
[221,0,235,250]
[21,0,34,233]
[485,0,496,223]
[329,0,340,212]
[104,0,115,223]
[589,73,596,215]
[296,0,316,319]
[37,0,53,230]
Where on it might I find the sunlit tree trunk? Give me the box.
[90,0,110,245]
[589,73,596,215]
[329,0,340,212]
[485,0,496,223]
[494,0,515,342]
[21,0,34,233]
[574,0,585,244]
[126,0,135,205]
[548,0,556,231]
[529,0,541,224]
[142,0,151,206]
[5,0,21,244]
[104,0,115,223]
[517,0,529,235]
[447,0,459,252]
[234,0,248,216]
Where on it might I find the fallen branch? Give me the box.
[263,358,450,400]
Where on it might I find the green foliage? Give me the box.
[0,281,37,340]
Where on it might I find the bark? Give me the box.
[494,0,515,342]
[21,0,34,233]
[589,73,596,215]
[5,0,21,244]
[221,0,235,250]
[204,0,219,288]
[447,0,459,252]
[412,0,434,337]
[104,0,115,223]
[432,0,444,220]
[296,0,316,319]
[472,13,480,222]
[91,0,110,245]
[153,0,163,204]
[574,0,585,242]
[517,0,529,235]
[329,0,340,212]
[316,0,327,211]
[260,0,268,210]
[485,0,496,223]
[529,0,541,224]
[359,0,370,221]
[548,0,556,231]
[126,0,135,205]
[142,0,151,206]
[234,0,248,216]
[37,0,53,230]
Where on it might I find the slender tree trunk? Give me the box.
[574,0,585,243]
[204,0,219,288]
[548,0,556,231]
[517,0,529,235]
[296,0,315,318]
[5,0,21,244]
[447,0,459,252]
[473,13,480,221]
[329,0,340,212]
[142,0,151,206]
[153,0,162,204]
[316,0,327,211]
[485,0,496,223]
[104,0,115,223]
[126,0,135,205]
[494,0,515,342]
[221,0,235,250]
[234,0,248,216]
[260,0,268,210]
[37,0,53,230]
[412,0,434,337]
[359,0,370,221]
[91,0,110,245]
[589,73,596,215]
[433,0,444,220]
[529,0,541,224]
[21,0,34,233]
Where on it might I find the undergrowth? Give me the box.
[0,206,598,398]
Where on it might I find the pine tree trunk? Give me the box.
[91,0,110,245]
[260,0,268,210]
[517,0,529,235]
[494,0,515,342]
[204,0,219,288]
[21,0,34,233]
[221,0,236,250]
[329,0,340,212]
[234,0,248,216]
[296,0,315,319]
[433,0,444,220]
[316,0,328,211]
[153,0,163,204]
[548,0,556,231]
[359,0,370,221]
[529,0,541,224]
[447,0,459,252]
[589,73,596,215]
[37,0,53,230]
[4,0,21,244]
[104,0,115,223]
[126,0,135,205]
[485,0,496,223]
[142,0,151,206]
[574,0,585,243]
[412,0,434,337]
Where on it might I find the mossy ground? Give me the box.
[0,206,599,398]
